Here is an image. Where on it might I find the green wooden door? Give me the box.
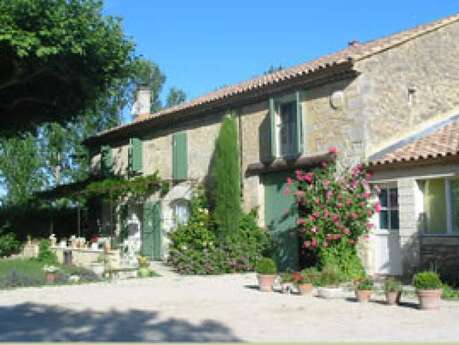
[264,171,298,271]
[142,202,162,259]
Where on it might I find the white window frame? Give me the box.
[274,93,298,158]
[418,176,459,236]
[375,182,399,232]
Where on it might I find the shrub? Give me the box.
[384,277,402,293]
[300,267,320,285]
[0,269,44,288]
[356,276,374,290]
[280,272,293,283]
[317,264,342,287]
[37,239,57,264]
[168,190,271,275]
[255,257,277,275]
[413,271,443,290]
[289,151,377,281]
[0,233,21,257]
[441,283,459,300]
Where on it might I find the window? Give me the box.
[173,199,190,227]
[418,178,459,235]
[377,184,399,230]
[269,91,304,159]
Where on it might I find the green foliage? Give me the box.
[168,189,271,275]
[255,257,277,275]
[0,0,135,134]
[166,87,187,107]
[290,155,376,281]
[384,277,402,293]
[356,276,374,290]
[316,264,342,287]
[0,232,21,257]
[441,283,459,300]
[37,240,57,265]
[413,271,443,290]
[300,267,320,284]
[212,115,241,240]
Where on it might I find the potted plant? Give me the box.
[413,271,443,310]
[316,264,343,299]
[91,254,107,277]
[137,256,152,278]
[294,267,319,295]
[43,265,59,284]
[384,277,402,305]
[255,257,277,292]
[355,276,374,302]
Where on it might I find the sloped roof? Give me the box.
[370,117,459,166]
[86,12,459,145]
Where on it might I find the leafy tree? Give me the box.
[0,134,45,205]
[131,59,165,113]
[166,87,186,107]
[212,115,241,240]
[0,0,135,135]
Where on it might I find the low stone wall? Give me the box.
[420,236,459,284]
[52,247,121,269]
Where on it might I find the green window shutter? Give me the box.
[269,97,277,159]
[172,132,188,180]
[129,138,143,174]
[101,145,113,176]
[295,91,304,154]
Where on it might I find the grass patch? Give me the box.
[0,258,101,289]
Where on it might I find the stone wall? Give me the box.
[356,21,459,157]
[420,237,459,283]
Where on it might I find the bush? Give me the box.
[0,269,44,288]
[413,271,443,290]
[317,264,342,287]
[356,276,374,290]
[168,190,271,275]
[384,277,402,293]
[441,283,459,300]
[37,239,57,265]
[0,233,21,257]
[300,267,320,285]
[289,152,376,280]
[255,257,277,274]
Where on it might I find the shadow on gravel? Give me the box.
[345,297,419,309]
[0,303,240,342]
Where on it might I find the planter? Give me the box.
[297,283,314,295]
[46,272,56,284]
[257,274,277,292]
[417,289,442,310]
[137,267,151,278]
[91,262,105,277]
[317,287,343,299]
[356,289,372,302]
[385,291,402,305]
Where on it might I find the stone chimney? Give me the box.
[134,84,151,117]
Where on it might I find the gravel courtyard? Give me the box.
[0,273,458,342]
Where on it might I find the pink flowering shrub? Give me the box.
[288,151,379,279]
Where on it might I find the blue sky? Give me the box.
[104,1,459,104]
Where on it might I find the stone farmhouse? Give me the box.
[84,13,459,278]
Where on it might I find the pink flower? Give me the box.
[326,190,333,200]
[351,212,358,220]
[309,214,316,222]
[297,218,306,225]
[337,202,343,209]
[328,146,338,154]
[346,198,352,206]
[295,190,305,199]
[295,170,303,179]
[313,211,320,218]
[310,226,318,233]
[332,214,340,223]
[283,187,290,196]
[287,177,293,186]
[321,161,328,168]
[311,239,318,248]
[343,228,351,235]
[303,173,314,184]
[374,201,382,213]
[323,209,330,218]
[323,179,330,189]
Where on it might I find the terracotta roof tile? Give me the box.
[370,118,459,165]
[87,12,459,144]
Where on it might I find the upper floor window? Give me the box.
[269,91,304,159]
[418,178,459,235]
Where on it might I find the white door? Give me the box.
[374,230,402,275]
[373,183,403,276]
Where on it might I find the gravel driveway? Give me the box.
[0,273,458,342]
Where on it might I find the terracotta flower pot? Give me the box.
[356,289,372,302]
[257,274,276,292]
[385,291,401,305]
[46,272,56,284]
[297,283,314,295]
[417,289,442,310]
